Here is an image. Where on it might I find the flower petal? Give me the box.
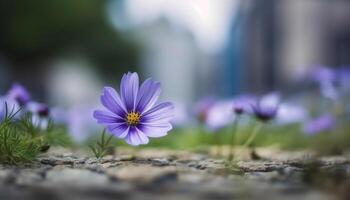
[120,72,139,111]
[136,78,161,113]
[142,102,174,124]
[125,127,149,146]
[101,87,127,117]
[93,110,122,124]
[108,123,129,138]
[138,123,172,138]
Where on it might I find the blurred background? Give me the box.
[1,0,349,106]
[0,0,349,154]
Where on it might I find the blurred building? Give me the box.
[242,0,350,91]
[110,0,241,103]
[1,0,350,106]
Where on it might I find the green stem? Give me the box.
[242,122,262,148]
[237,122,263,157]
[228,116,240,161]
[91,129,114,159]
[214,130,222,157]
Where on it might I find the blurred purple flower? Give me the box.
[26,102,50,117]
[26,102,50,130]
[252,93,280,122]
[6,83,31,106]
[205,100,234,131]
[194,97,215,124]
[309,66,338,100]
[93,72,174,146]
[338,67,350,90]
[232,94,256,115]
[276,102,309,125]
[310,66,336,84]
[50,107,68,125]
[0,96,20,121]
[50,105,102,142]
[172,102,190,127]
[303,115,336,135]
[69,105,100,142]
[0,98,6,121]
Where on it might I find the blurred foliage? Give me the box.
[0,109,72,165]
[0,0,139,76]
[90,129,114,159]
[84,122,350,156]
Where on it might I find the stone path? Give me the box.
[0,147,349,200]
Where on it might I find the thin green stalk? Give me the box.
[90,129,114,159]
[228,116,240,161]
[242,122,262,148]
[237,122,263,157]
[212,130,223,157]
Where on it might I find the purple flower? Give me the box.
[205,100,235,131]
[93,72,174,146]
[26,102,50,117]
[252,93,280,122]
[6,83,31,106]
[50,107,68,125]
[172,102,190,127]
[303,115,336,135]
[194,98,215,124]
[0,97,20,121]
[0,98,6,121]
[309,66,338,100]
[69,105,100,142]
[276,102,308,125]
[232,94,256,115]
[309,66,336,84]
[26,102,51,130]
[337,67,350,91]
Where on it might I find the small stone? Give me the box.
[245,171,281,181]
[39,156,81,166]
[151,158,170,166]
[319,156,349,166]
[46,168,109,186]
[107,165,177,183]
[237,161,286,172]
[116,155,135,161]
[15,171,43,185]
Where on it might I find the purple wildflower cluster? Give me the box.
[308,65,350,100]
[193,93,280,131]
[301,66,350,134]
[183,66,349,137]
[0,83,50,128]
[3,66,348,148]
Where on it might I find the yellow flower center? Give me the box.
[126,112,141,126]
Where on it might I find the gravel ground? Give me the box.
[0,147,349,200]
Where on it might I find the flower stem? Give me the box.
[237,122,263,157]
[228,116,240,161]
[90,129,114,159]
[214,130,222,157]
